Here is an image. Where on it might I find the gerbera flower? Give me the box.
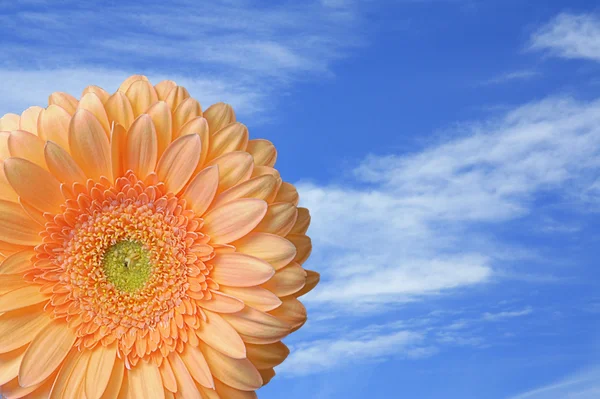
[0,75,319,398]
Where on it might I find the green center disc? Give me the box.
[102,241,152,293]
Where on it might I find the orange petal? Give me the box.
[110,123,127,180]
[245,342,289,369]
[0,249,35,275]
[126,80,158,116]
[253,202,297,236]
[0,161,19,203]
[202,198,267,244]
[206,151,254,194]
[219,286,282,312]
[0,305,49,353]
[19,320,76,387]
[125,115,158,178]
[0,373,48,398]
[4,157,64,214]
[85,343,117,399]
[37,105,71,150]
[167,352,202,399]
[98,357,124,399]
[261,262,306,296]
[206,123,248,162]
[59,349,91,398]
[0,346,27,386]
[214,379,259,398]
[286,234,312,264]
[82,85,110,104]
[222,307,290,344]
[195,310,246,359]
[197,384,220,399]
[48,92,78,115]
[104,91,135,130]
[294,270,320,297]
[159,356,177,393]
[210,253,274,287]
[155,80,177,100]
[180,344,214,389]
[181,165,219,216]
[127,360,164,399]
[172,98,202,139]
[289,207,310,234]
[178,117,209,168]
[232,233,296,270]
[146,101,172,158]
[203,103,235,135]
[0,200,42,246]
[275,182,299,205]
[0,240,30,257]
[198,290,244,313]
[0,274,30,295]
[69,109,112,181]
[78,93,111,136]
[45,141,87,186]
[0,131,10,160]
[19,106,43,136]
[210,175,277,210]
[8,130,47,169]
[269,296,307,331]
[48,348,83,399]
[0,113,20,131]
[246,139,277,167]
[200,343,262,391]
[156,134,201,194]
[259,368,276,386]
[20,198,46,227]
[164,86,190,111]
[118,75,149,93]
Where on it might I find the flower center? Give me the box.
[102,240,152,293]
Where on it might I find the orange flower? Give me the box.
[0,75,319,398]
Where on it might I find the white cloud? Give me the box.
[508,368,600,399]
[299,96,600,308]
[530,13,600,62]
[482,307,533,321]
[482,69,540,85]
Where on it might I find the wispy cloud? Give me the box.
[530,13,600,62]
[482,307,533,321]
[299,96,600,308]
[0,0,363,116]
[481,69,540,85]
[508,368,600,399]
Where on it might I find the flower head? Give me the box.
[0,75,318,398]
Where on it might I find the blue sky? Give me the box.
[1,0,600,398]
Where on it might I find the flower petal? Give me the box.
[253,202,298,236]
[167,352,203,399]
[4,157,64,214]
[37,105,71,151]
[219,286,282,312]
[0,161,18,203]
[98,357,124,399]
[0,113,20,131]
[146,101,173,158]
[222,307,291,344]
[172,98,202,139]
[200,343,262,391]
[232,233,297,270]
[69,109,112,181]
[78,93,111,136]
[19,319,77,387]
[210,175,277,210]
[195,310,246,359]
[261,262,306,297]
[245,342,289,369]
[202,198,267,244]
[156,134,201,194]
[210,253,274,287]
[125,114,158,178]
[203,103,235,135]
[85,343,117,399]
[127,360,164,399]
[294,270,320,297]
[118,75,149,93]
[8,130,47,169]
[0,305,49,353]
[178,117,209,168]
[126,80,158,116]
[155,80,177,100]
[19,106,43,136]
[259,368,276,386]
[0,200,42,246]
[198,290,244,313]
[206,123,248,162]
[48,92,78,115]
[159,356,177,393]
[246,139,277,167]
[286,234,312,264]
[181,165,219,216]
[164,86,190,111]
[0,249,35,275]
[82,85,110,104]
[206,151,254,194]
[289,207,311,234]
[180,344,214,389]
[48,348,83,399]
[45,141,87,186]
[110,123,127,180]
[0,346,27,386]
[104,91,135,130]
[214,379,259,398]
[274,182,299,205]
[269,296,307,331]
